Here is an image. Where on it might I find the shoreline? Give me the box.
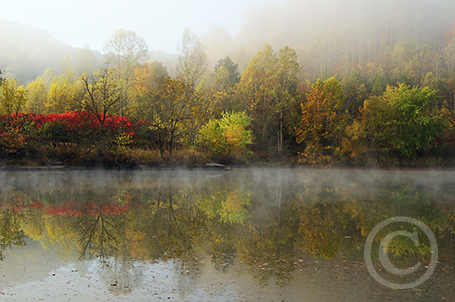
[1,162,455,172]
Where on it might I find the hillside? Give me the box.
[0,19,81,84]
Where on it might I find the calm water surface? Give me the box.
[0,168,453,301]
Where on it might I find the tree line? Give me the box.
[2,26,455,166]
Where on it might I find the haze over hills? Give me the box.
[2,0,455,85]
[0,18,176,84]
[0,19,79,84]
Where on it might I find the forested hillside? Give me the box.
[2,1,455,167]
[0,19,80,83]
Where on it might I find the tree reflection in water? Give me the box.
[0,191,27,260]
[0,169,453,293]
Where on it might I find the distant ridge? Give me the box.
[0,19,79,84]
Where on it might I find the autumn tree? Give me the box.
[103,29,149,116]
[25,76,47,113]
[130,61,169,120]
[41,68,57,89]
[342,73,369,118]
[45,69,83,113]
[391,40,436,85]
[75,45,100,76]
[0,77,27,115]
[275,46,300,153]
[173,28,208,89]
[236,44,279,153]
[138,77,193,157]
[129,61,169,148]
[0,201,26,259]
[295,77,350,164]
[80,68,122,134]
[237,44,300,154]
[0,77,28,154]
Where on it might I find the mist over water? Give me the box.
[0,168,453,301]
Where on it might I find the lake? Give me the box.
[0,168,453,301]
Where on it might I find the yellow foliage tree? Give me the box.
[45,69,83,113]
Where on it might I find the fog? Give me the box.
[202,0,455,75]
[0,168,454,300]
[2,0,455,83]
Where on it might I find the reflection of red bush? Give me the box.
[44,200,83,217]
[0,195,27,212]
[43,199,132,217]
[29,199,43,209]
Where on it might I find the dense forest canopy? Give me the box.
[2,0,455,166]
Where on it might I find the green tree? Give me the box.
[213,66,230,92]
[214,56,240,86]
[362,83,446,158]
[198,111,253,161]
[391,40,436,85]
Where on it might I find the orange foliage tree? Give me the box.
[295,77,350,164]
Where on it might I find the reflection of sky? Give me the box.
[3,239,450,301]
[1,169,455,301]
[0,238,61,288]
[0,242,240,301]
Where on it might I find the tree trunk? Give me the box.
[278,112,283,154]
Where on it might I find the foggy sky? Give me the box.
[2,0,285,53]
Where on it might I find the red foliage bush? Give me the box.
[1,111,135,135]
[0,111,136,149]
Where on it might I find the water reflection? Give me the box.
[0,194,27,260]
[0,169,454,301]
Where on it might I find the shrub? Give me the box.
[198,111,253,162]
